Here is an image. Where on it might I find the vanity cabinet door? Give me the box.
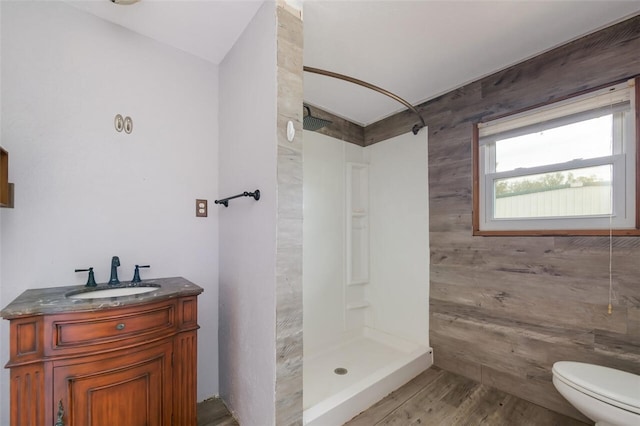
[52,341,173,426]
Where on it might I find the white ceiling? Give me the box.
[66,0,640,126]
[65,0,264,64]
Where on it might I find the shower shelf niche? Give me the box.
[346,162,370,331]
[346,162,369,286]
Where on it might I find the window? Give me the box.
[473,78,639,235]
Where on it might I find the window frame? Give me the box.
[472,76,640,236]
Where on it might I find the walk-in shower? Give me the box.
[302,128,432,425]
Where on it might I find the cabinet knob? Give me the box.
[116,323,125,330]
[54,399,64,426]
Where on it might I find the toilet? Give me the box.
[552,361,640,426]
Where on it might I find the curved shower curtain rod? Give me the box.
[303,66,426,135]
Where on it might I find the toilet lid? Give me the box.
[553,361,640,414]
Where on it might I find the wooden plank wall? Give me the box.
[364,15,640,422]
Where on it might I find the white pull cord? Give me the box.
[608,213,613,315]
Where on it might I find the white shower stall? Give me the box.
[303,130,432,425]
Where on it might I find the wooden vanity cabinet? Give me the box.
[6,295,200,426]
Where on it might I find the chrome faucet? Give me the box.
[108,256,120,285]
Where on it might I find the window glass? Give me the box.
[494,165,612,219]
[494,115,613,172]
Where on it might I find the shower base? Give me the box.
[303,328,432,426]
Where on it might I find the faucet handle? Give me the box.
[75,267,97,287]
[132,264,150,283]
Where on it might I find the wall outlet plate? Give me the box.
[196,199,208,217]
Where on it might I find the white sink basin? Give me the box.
[67,286,159,299]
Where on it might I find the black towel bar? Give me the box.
[215,190,261,207]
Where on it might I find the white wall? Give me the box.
[0,0,3,416]
[303,131,346,352]
[0,3,219,424]
[303,130,429,351]
[303,132,368,352]
[218,2,278,425]
[368,131,430,346]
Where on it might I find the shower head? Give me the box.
[303,105,332,131]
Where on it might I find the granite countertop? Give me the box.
[1,276,203,319]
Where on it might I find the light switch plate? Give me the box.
[196,199,208,217]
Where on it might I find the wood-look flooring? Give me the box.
[197,396,239,426]
[197,366,590,425]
